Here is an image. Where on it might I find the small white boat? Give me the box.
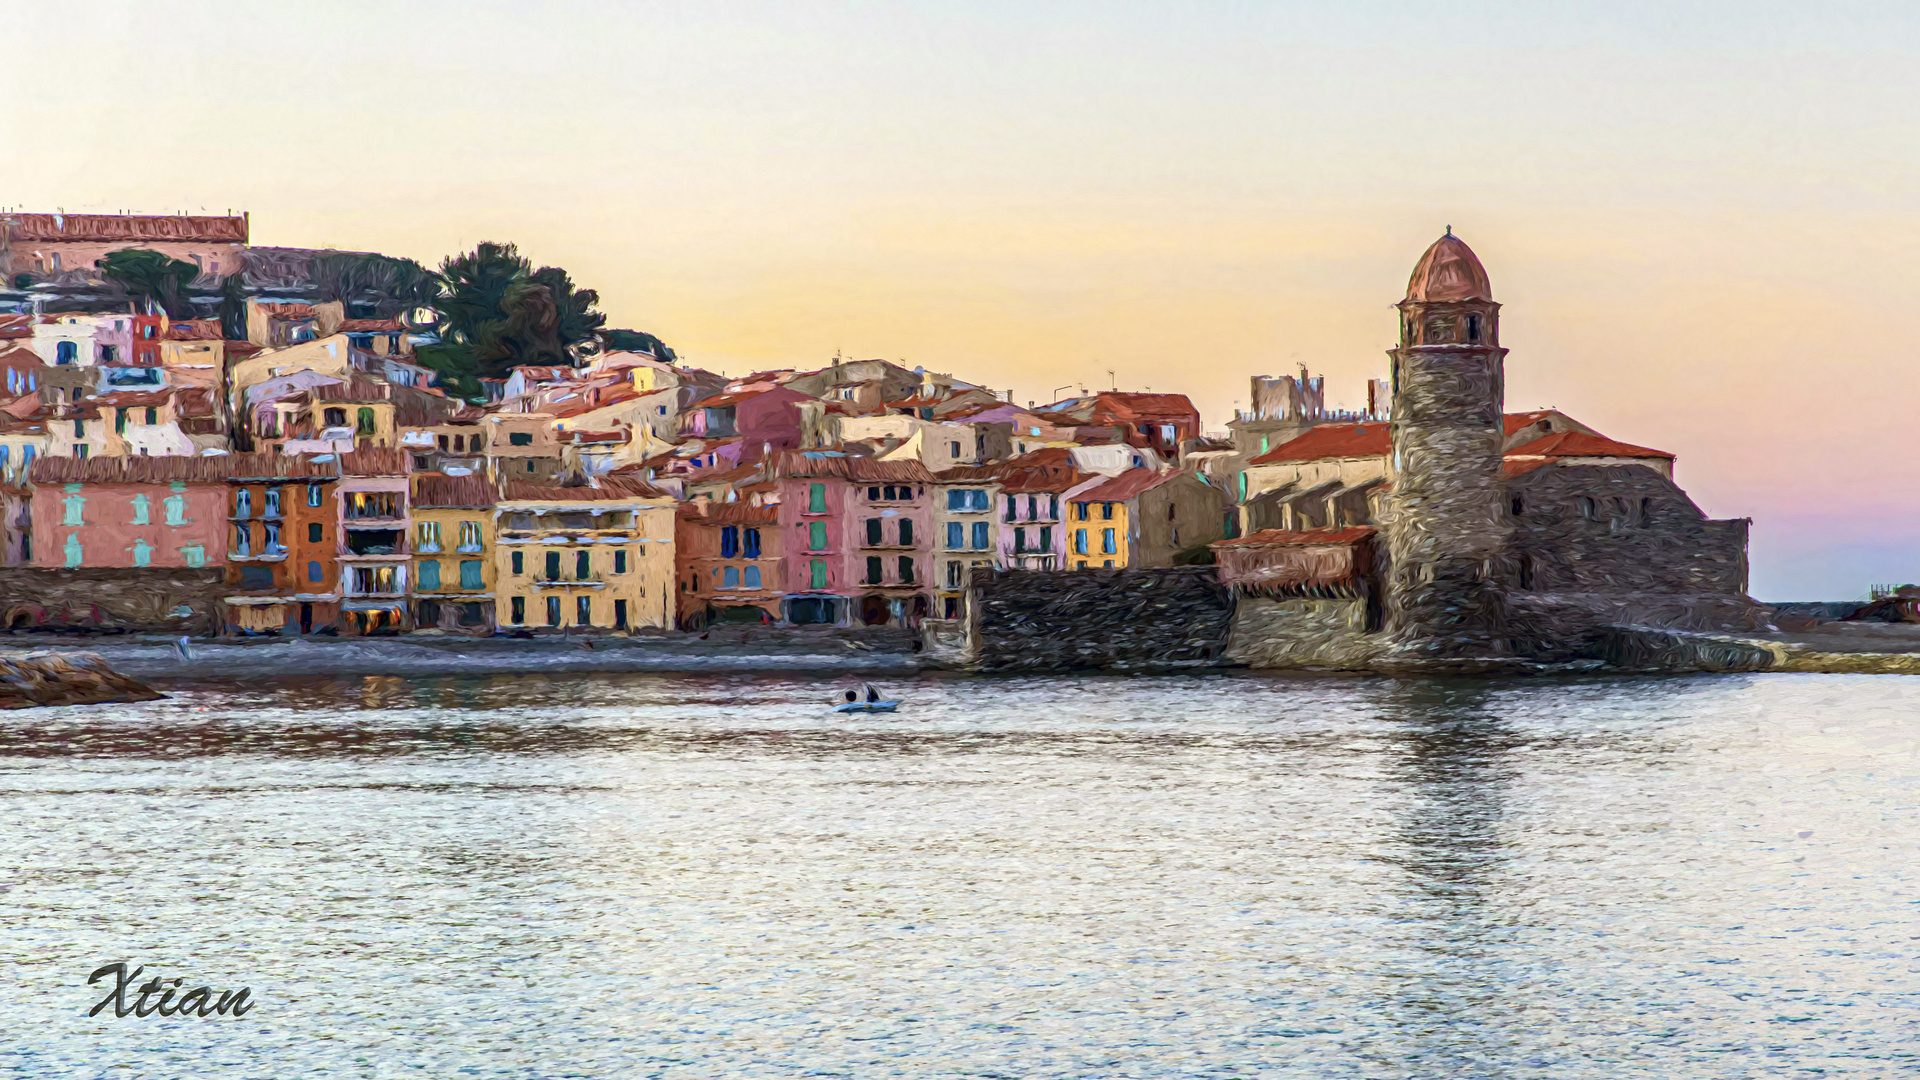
[834,700,900,713]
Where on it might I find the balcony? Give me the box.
[344,529,406,557]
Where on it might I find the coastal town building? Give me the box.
[675,497,782,627]
[222,453,341,635]
[28,456,225,568]
[411,472,496,634]
[493,477,676,633]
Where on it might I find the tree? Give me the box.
[311,251,440,322]
[602,328,677,360]
[423,242,606,383]
[218,273,249,342]
[96,249,200,318]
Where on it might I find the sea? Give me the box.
[2,671,1916,1079]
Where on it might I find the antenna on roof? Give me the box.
[1445,224,1453,237]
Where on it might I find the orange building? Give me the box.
[221,454,342,636]
[675,499,782,628]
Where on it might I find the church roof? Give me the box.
[1507,430,1672,460]
[1405,233,1494,302]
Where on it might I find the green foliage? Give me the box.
[423,242,607,384]
[218,274,249,342]
[9,273,32,290]
[96,249,200,318]
[311,251,439,321]
[602,328,677,360]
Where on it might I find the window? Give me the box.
[324,408,347,427]
[509,432,533,446]
[898,556,914,584]
[1075,502,1088,521]
[264,487,281,517]
[744,565,760,588]
[898,519,913,546]
[865,518,882,545]
[76,444,88,460]
[947,489,966,511]
[947,522,964,549]
[1102,528,1116,554]
[1048,495,1058,520]
[74,419,85,438]
[944,597,958,618]
[577,596,592,626]
[723,566,739,588]
[971,521,989,550]
[1075,529,1088,555]
[308,523,322,543]
[866,556,884,584]
[234,524,252,556]
[720,526,739,558]
[345,492,398,519]
[460,560,483,589]
[145,407,158,426]
[744,528,760,559]
[1578,496,1598,521]
[1511,496,1524,517]
[1038,526,1052,553]
[946,560,962,587]
[458,521,482,551]
[512,550,525,575]
[1468,315,1481,342]
[546,596,561,626]
[56,341,75,365]
[235,489,251,518]
[438,435,449,451]
[264,522,283,554]
[511,596,526,624]
[1026,495,1037,520]
[545,551,561,580]
[614,599,628,629]
[1004,495,1016,523]
[810,560,827,589]
[356,407,376,435]
[239,566,274,589]
[1102,502,1114,520]
[575,550,591,579]
[809,521,828,551]
[613,550,627,573]
[418,521,441,552]
[307,560,323,583]
[419,560,441,590]
[1013,527,1027,553]
[115,409,127,435]
[307,484,323,507]
[949,441,961,458]
[808,483,827,513]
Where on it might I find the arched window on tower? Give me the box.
[1468,315,1481,342]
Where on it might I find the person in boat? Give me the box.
[843,689,858,703]
[862,683,881,703]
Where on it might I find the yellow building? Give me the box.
[1069,469,1234,570]
[410,473,496,633]
[493,476,675,633]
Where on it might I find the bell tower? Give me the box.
[1381,230,1512,661]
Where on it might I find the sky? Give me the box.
[7,0,1920,599]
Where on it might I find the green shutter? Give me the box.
[810,559,827,589]
[809,520,827,550]
[808,482,827,513]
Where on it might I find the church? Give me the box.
[1215,232,1759,672]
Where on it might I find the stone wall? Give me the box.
[0,567,224,635]
[1506,465,1748,595]
[1225,596,1382,670]
[966,566,1234,672]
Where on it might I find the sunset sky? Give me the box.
[9,1,1920,598]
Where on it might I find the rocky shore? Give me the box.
[1,626,929,680]
[0,651,165,708]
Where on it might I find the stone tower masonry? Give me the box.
[1381,231,1513,662]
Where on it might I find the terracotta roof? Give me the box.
[1248,422,1390,464]
[165,320,225,341]
[1214,526,1376,549]
[29,455,232,485]
[1087,392,1200,422]
[1071,468,1185,503]
[677,500,779,525]
[3,212,248,243]
[90,391,173,409]
[0,315,32,339]
[338,447,409,476]
[222,453,343,481]
[1508,431,1671,460]
[500,476,666,502]
[765,450,936,483]
[339,319,403,333]
[557,429,627,444]
[412,472,496,508]
[1503,410,1560,435]
[1405,233,1493,302]
[312,377,390,403]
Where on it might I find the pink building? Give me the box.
[27,456,227,568]
[765,450,935,626]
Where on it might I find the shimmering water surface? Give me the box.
[3,672,1918,1078]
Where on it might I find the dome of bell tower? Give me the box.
[1405,231,1493,303]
